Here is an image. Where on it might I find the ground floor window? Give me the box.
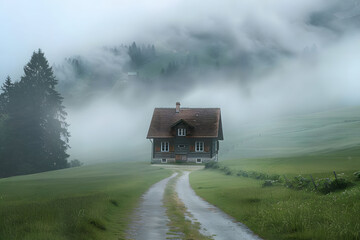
[195,141,204,152]
[161,142,169,152]
[161,158,167,163]
[196,158,202,163]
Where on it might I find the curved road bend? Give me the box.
[176,171,262,240]
[126,173,178,240]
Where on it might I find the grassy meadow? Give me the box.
[223,106,360,159]
[0,162,171,240]
[221,146,360,178]
[190,148,360,240]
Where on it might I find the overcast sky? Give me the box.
[1,0,354,80]
[1,0,360,161]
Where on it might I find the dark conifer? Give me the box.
[0,76,14,115]
[0,49,69,177]
[0,76,14,176]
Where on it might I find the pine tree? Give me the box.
[1,49,69,177]
[0,76,14,115]
[128,42,145,67]
[0,76,14,177]
[0,115,5,177]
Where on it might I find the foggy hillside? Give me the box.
[1,0,360,162]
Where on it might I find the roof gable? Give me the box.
[170,119,194,129]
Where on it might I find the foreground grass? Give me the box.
[190,148,360,240]
[164,172,211,240]
[0,162,171,240]
[191,170,360,240]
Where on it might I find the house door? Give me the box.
[175,154,187,162]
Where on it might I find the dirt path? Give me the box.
[126,173,177,240]
[176,171,262,240]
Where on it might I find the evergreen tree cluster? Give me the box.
[161,61,179,76]
[65,57,86,78]
[0,49,70,178]
[160,55,199,77]
[128,42,156,68]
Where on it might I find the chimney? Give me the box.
[176,102,180,113]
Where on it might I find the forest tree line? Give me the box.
[0,50,70,178]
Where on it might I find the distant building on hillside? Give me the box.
[127,72,138,78]
[146,102,224,164]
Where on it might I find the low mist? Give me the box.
[1,0,360,162]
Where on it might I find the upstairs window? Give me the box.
[178,128,186,136]
[195,141,204,152]
[161,142,169,152]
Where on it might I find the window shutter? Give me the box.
[155,146,160,152]
[190,145,195,152]
[205,145,210,152]
[170,145,174,152]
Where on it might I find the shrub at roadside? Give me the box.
[287,175,311,190]
[262,180,278,187]
[205,162,355,194]
[204,161,220,169]
[316,177,353,194]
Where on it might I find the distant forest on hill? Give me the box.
[53,40,298,105]
[47,0,360,106]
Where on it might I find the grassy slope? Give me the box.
[221,147,360,178]
[190,107,360,240]
[222,106,360,159]
[0,162,171,240]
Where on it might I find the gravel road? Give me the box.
[176,171,262,240]
[126,173,177,240]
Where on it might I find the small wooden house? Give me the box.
[146,102,223,164]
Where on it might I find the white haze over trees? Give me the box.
[1,0,360,162]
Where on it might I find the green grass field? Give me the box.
[190,148,360,240]
[220,147,360,178]
[222,106,360,159]
[0,162,171,240]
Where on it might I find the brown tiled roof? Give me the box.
[147,107,223,139]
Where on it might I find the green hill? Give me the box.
[222,106,360,160]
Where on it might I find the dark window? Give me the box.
[196,158,202,163]
[178,128,186,136]
[195,141,204,152]
[161,158,167,163]
[161,142,169,152]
